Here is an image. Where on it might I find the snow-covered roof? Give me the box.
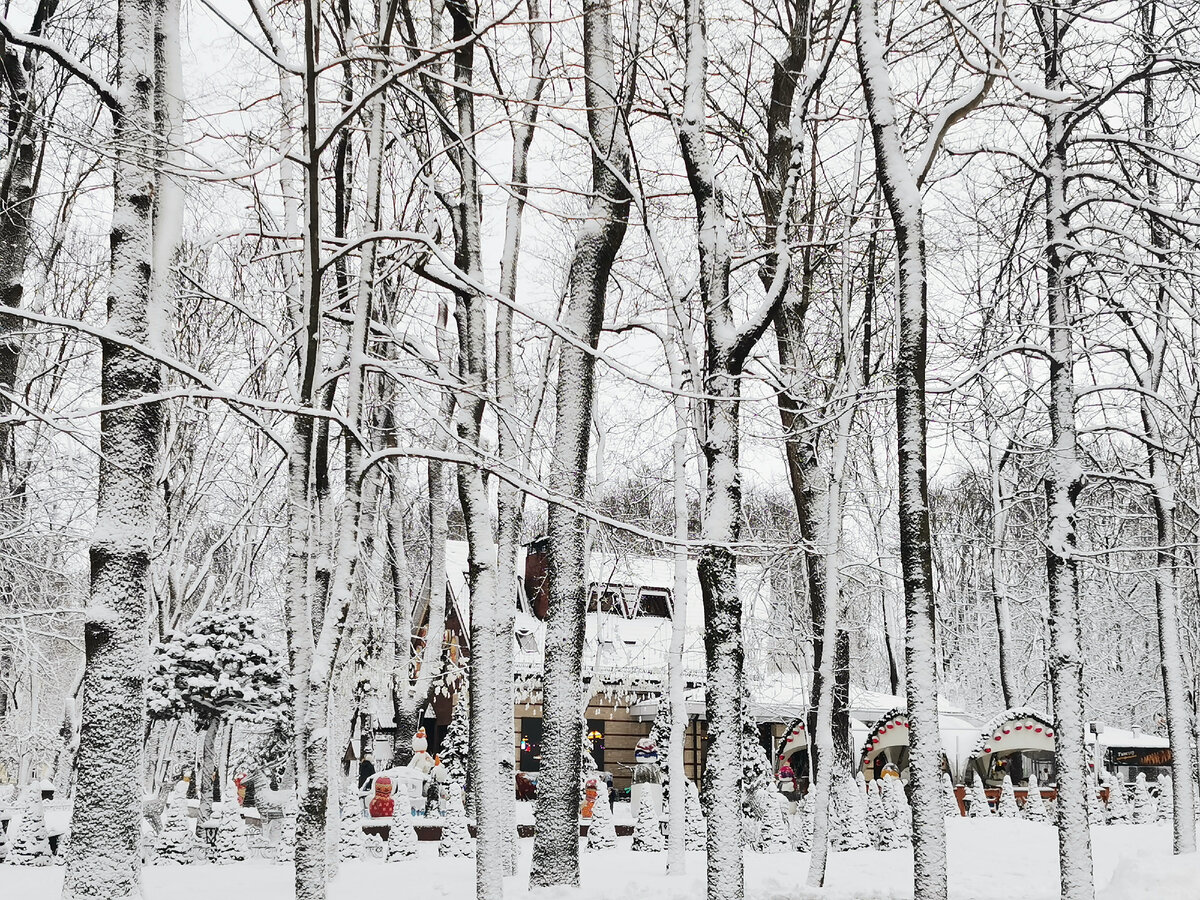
[1085,726,1170,750]
[969,708,1056,758]
[446,540,775,689]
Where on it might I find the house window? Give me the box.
[634,588,672,618]
[586,719,606,771]
[588,585,626,614]
[516,630,538,653]
[520,717,543,772]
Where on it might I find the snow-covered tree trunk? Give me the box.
[852,1,946,897]
[806,371,859,887]
[667,341,690,875]
[1041,66,1094,900]
[436,2,507,895]
[198,719,219,825]
[1136,0,1195,854]
[63,0,161,896]
[680,37,743,900]
[529,0,631,887]
[987,433,1018,709]
[0,3,47,486]
[494,4,548,873]
[675,5,796,899]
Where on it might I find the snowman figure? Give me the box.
[407,729,435,776]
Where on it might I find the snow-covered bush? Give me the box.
[212,812,248,863]
[1156,775,1173,824]
[831,776,870,851]
[943,773,960,818]
[8,796,51,865]
[968,779,992,818]
[275,815,297,864]
[1132,773,1156,824]
[586,779,617,851]
[632,790,664,852]
[878,779,911,850]
[684,778,706,852]
[1087,772,1105,825]
[997,775,1019,817]
[1022,775,1049,823]
[438,783,474,858]
[339,800,366,861]
[866,779,885,846]
[755,789,791,853]
[154,794,197,864]
[386,805,418,860]
[1104,772,1130,823]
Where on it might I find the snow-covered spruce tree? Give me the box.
[1104,773,1130,823]
[1132,773,1157,824]
[528,0,632,887]
[8,796,51,865]
[1022,776,1049,823]
[881,779,912,849]
[438,784,474,858]
[875,783,902,851]
[275,815,297,864]
[632,789,665,852]
[942,773,960,818]
[585,780,617,851]
[1156,775,1173,824]
[969,780,992,818]
[338,800,366,861]
[147,609,290,824]
[684,778,707,852]
[386,803,419,861]
[998,775,1019,817]
[212,812,248,864]
[791,792,814,852]
[441,690,470,784]
[155,794,197,864]
[831,776,870,851]
[1087,774,1105,826]
[754,790,791,854]
[866,780,885,846]
[53,830,71,866]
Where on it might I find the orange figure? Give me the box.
[581,777,598,818]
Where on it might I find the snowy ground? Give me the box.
[3,820,1197,899]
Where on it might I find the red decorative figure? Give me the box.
[369,775,394,819]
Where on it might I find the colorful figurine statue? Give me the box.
[369,776,394,819]
[582,777,599,819]
[408,728,435,775]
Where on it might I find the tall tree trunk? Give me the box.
[853,1,946,897]
[494,1,548,873]
[529,0,631,889]
[1040,27,1094,893]
[0,2,47,490]
[987,434,1018,708]
[666,338,690,874]
[198,718,219,824]
[1136,0,1195,854]
[63,0,160,895]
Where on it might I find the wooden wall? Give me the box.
[512,693,708,791]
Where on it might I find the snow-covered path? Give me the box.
[2,820,1196,899]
